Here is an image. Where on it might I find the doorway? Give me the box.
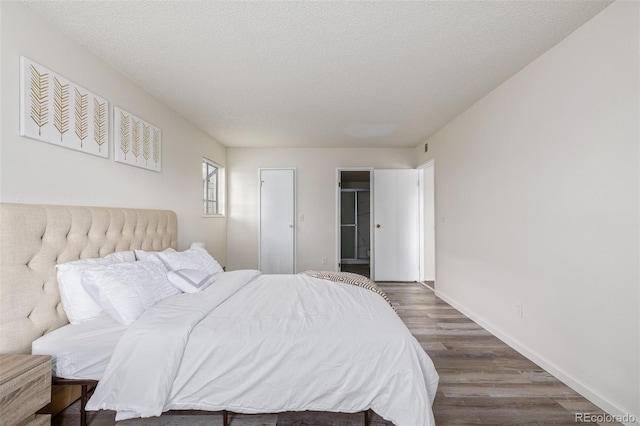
[259,168,296,274]
[338,170,371,278]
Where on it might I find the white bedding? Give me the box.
[86,270,439,426]
[31,313,126,380]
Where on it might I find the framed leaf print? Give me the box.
[19,57,109,158]
[114,107,162,172]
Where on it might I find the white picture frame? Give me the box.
[19,56,109,158]
[113,107,162,172]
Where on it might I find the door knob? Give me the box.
[376,224,381,228]
[289,224,294,228]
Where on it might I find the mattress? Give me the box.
[31,313,126,380]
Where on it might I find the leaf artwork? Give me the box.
[119,111,130,159]
[132,118,141,162]
[53,77,70,142]
[112,107,160,171]
[21,58,109,158]
[153,129,160,166]
[74,88,88,147]
[131,120,140,162]
[29,64,49,136]
[93,98,107,152]
[142,123,151,166]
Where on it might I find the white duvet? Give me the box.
[87,270,439,426]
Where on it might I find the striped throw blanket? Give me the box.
[300,270,394,309]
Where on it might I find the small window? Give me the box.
[203,158,224,216]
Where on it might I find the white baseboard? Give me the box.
[434,289,640,426]
[419,281,435,291]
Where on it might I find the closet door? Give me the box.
[373,169,419,281]
[259,169,295,274]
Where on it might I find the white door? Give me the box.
[373,169,420,281]
[259,169,295,274]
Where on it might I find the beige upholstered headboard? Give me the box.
[0,203,178,354]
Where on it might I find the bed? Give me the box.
[0,203,438,426]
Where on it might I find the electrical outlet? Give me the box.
[322,257,328,265]
[515,303,523,318]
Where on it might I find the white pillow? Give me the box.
[134,248,176,272]
[136,244,223,275]
[134,247,175,262]
[102,251,137,263]
[81,261,180,325]
[189,242,224,274]
[56,251,136,324]
[163,246,224,274]
[167,269,217,293]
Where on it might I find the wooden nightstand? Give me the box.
[0,354,51,426]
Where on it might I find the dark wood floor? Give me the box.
[340,264,371,278]
[379,282,616,426]
[54,282,615,425]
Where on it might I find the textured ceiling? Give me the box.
[26,1,613,148]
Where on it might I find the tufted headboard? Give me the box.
[0,203,178,354]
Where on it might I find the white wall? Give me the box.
[414,1,639,421]
[419,161,435,282]
[226,148,414,272]
[0,2,227,264]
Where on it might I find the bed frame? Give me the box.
[0,203,371,426]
